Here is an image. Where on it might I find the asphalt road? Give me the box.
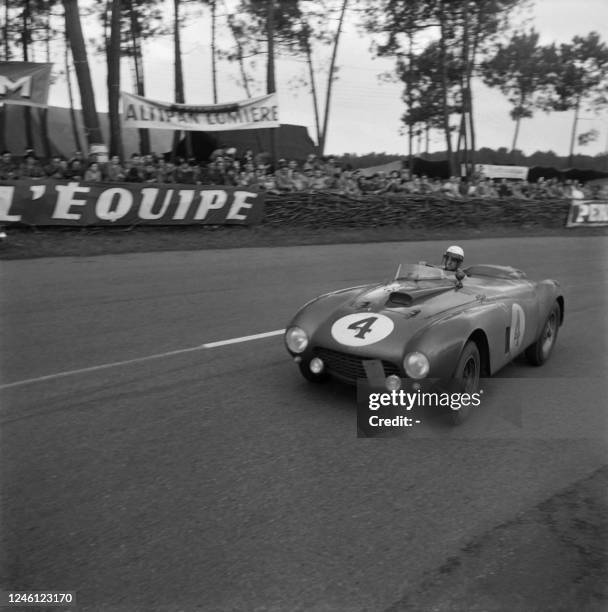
[1,236,607,611]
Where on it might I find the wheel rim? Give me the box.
[541,313,557,358]
[462,356,479,393]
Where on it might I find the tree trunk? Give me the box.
[266,0,277,163]
[107,0,122,158]
[102,0,109,54]
[304,34,321,151]
[407,31,414,176]
[460,3,469,176]
[172,0,185,160]
[319,0,348,156]
[227,14,252,99]
[64,26,82,153]
[467,15,480,174]
[3,0,10,60]
[438,5,455,175]
[456,112,465,174]
[22,0,33,150]
[227,13,262,154]
[266,0,276,94]
[511,117,521,152]
[211,0,217,103]
[0,106,5,152]
[45,4,51,62]
[42,1,52,155]
[129,2,149,154]
[568,97,580,167]
[63,0,104,149]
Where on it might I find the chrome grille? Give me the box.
[313,347,400,383]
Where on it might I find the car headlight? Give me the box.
[403,352,430,379]
[285,326,309,354]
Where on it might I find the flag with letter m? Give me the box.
[0,62,53,107]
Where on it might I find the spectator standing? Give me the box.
[124,154,144,182]
[441,176,462,198]
[142,161,160,183]
[44,156,63,178]
[237,170,253,188]
[497,179,511,198]
[67,159,85,180]
[206,160,224,185]
[238,162,257,187]
[569,180,585,199]
[303,153,320,173]
[0,151,18,179]
[68,150,88,169]
[240,149,255,167]
[274,159,294,192]
[377,170,404,194]
[510,181,528,199]
[419,175,434,194]
[175,159,196,184]
[261,167,279,193]
[160,161,177,184]
[84,161,103,182]
[337,169,361,195]
[104,155,126,182]
[18,153,45,179]
[310,168,329,191]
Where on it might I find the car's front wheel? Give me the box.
[448,341,480,425]
[525,302,560,366]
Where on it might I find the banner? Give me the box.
[465,164,529,180]
[566,199,608,227]
[121,91,279,131]
[0,62,53,107]
[0,180,264,226]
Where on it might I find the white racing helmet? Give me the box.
[442,245,464,270]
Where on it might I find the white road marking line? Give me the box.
[202,329,285,348]
[0,329,286,390]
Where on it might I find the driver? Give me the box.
[442,245,464,271]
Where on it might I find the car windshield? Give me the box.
[394,263,449,281]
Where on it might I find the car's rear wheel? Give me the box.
[525,302,560,366]
[298,360,329,383]
[448,341,480,425]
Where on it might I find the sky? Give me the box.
[45,0,608,158]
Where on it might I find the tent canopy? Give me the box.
[1,104,316,162]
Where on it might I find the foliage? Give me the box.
[91,0,169,57]
[331,148,608,172]
[481,29,556,122]
[543,31,608,113]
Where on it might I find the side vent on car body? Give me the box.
[505,327,511,353]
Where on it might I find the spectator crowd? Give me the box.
[1,147,606,200]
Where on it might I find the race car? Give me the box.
[284,262,564,424]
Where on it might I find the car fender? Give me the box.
[533,280,564,330]
[405,302,510,377]
[289,285,369,332]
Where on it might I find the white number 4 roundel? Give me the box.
[331,313,395,347]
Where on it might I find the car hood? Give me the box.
[348,279,475,315]
[307,279,479,355]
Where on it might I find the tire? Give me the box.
[448,341,480,425]
[525,303,560,366]
[298,360,329,383]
